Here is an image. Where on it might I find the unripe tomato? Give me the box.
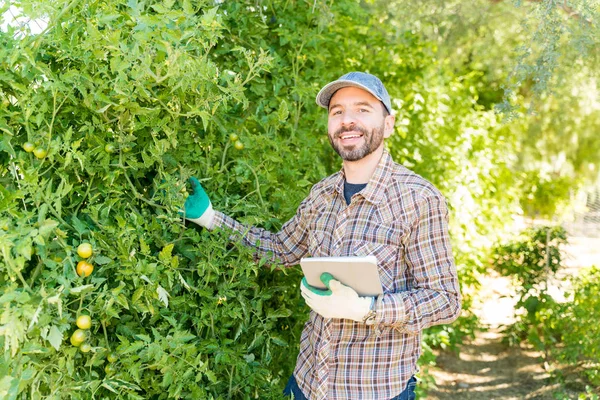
[70,329,86,347]
[76,261,94,277]
[77,243,93,258]
[76,315,92,330]
[107,352,118,363]
[104,143,116,153]
[33,148,48,159]
[23,142,35,152]
[234,140,244,150]
[79,343,92,353]
[105,364,117,374]
[229,133,239,142]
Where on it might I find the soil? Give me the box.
[424,236,600,400]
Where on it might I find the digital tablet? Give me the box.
[300,255,383,296]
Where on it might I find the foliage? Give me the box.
[542,267,600,388]
[491,225,567,344]
[492,226,567,288]
[373,0,600,218]
[492,227,600,393]
[520,267,600,393]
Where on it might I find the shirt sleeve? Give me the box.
[375,194,462,333]
[211,194,314,267]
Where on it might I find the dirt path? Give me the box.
[425,236,600,399]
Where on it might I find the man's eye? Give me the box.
[359,108,369,113]
[332,110,342,115]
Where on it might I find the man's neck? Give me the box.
[342,146,384,184]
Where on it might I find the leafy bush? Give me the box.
[536,267,600,389]
[492,227,600,393]
[491,225,567,344]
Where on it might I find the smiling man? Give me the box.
[183,72,461,399]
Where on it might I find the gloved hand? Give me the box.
[300,273,373,323]
[182,177,215,229]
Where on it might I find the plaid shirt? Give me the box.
[213,151,461,399]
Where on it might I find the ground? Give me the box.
[425,236,600,399]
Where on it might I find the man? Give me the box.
[183,72,461,399]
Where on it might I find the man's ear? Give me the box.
[383,114,395,139]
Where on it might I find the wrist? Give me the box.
[362,296,377,325]
[187,204,215,229]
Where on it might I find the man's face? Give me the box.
[327,87,394,162]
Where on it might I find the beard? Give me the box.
[328,122,386,162]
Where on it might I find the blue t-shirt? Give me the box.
[343,181,367,205]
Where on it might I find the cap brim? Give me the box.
[316,80,384,110]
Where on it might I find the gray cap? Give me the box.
[316,71,392,114]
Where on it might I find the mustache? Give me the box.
[334,125,368,138]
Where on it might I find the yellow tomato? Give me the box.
[76,261,94,277]
[77,243,93,258]
[76,315,92,330]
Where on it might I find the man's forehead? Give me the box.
[329,86,380,107]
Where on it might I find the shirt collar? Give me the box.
[331,151,393,205]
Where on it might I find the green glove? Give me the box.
[301,273,334,296]
[300,273,373,323]
[183,177,215,228]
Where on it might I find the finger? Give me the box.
[320,272,335,288]
[326,278,347,295]
[188,177,200,193]
[301,277,331,296]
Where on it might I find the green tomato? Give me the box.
[105,364,117,374]
[105,144,116,153]
[79,343,92,353]
[70,329,86,347]
[229,133,239,142]
[23,142,35,152]
[107,352,118,363]
[234,141,244,150]
[33,148,48,159]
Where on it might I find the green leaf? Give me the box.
[70,284,95,295]
[47,325,63,351]
[269,335,288,347]
[156,285,169,308]
[159,244,174,264]
[277,100,289,121]
[94,255,112,265]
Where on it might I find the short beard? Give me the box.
[329,123,386,162]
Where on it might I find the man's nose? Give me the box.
[341,111,357,126]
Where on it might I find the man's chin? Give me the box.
[338,149,368,162]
